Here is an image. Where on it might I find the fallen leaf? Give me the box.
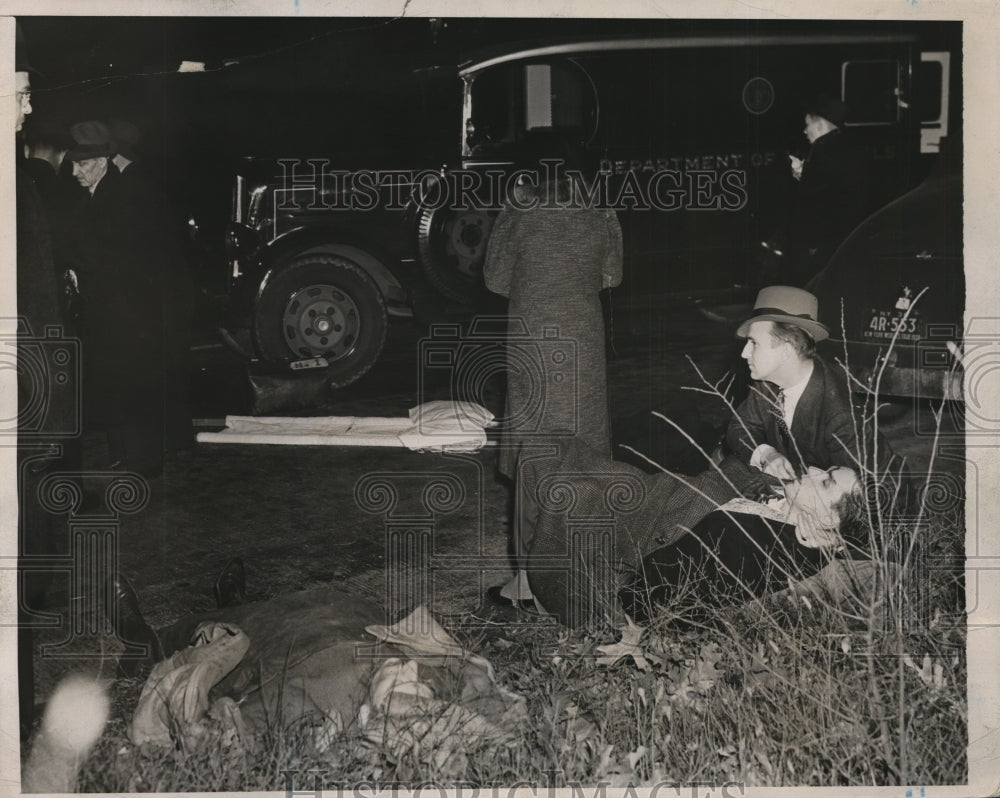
[668,641,723,701]
[595,616,660,671]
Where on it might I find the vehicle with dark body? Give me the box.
[808,138,964,402]
[224,21,959,389]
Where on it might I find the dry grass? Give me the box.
[70,498,966,791]
[70,309,967,790]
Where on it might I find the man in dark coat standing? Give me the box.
[786,96,870,271]
[762,96,870,285]
[110,118,195,455]
[21,115,86,322]
[67,120,189,475]
[15,42,81,740]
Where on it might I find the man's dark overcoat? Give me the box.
[727,355,859,472]
[71,164,190,453]
[792,128,869,258]
[726,354,907,481]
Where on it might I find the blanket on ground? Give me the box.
[131,588,525,772]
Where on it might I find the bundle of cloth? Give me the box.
[128,588,526,769]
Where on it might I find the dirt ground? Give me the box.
[28,302,961,699]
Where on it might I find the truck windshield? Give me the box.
[465,60,596,160]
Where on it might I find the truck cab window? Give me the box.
[842,59,901,125]
[467,60,594,159]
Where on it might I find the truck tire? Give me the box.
[416,206,493,305]
[253,254,387,388]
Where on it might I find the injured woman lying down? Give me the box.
[621,465,867,622]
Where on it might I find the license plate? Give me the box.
[289,357,330,371]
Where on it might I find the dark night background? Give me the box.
[17,17,957,225]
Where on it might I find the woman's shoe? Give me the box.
[213,558,247,608]
[484,584,539,614]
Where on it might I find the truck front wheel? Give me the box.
[253,255,388,388]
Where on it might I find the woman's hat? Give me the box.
[736,285,830,342]
[66,121,116,161]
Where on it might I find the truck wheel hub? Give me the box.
[283,284,360,360]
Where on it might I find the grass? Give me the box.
[70,497,966,791]
[68,305,967,790]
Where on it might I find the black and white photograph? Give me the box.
[3,2,997,794]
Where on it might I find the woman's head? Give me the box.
[782,466,861,528]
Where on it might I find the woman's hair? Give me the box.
[832,483,866,527]
[830,470,913,556]
[827,480,869,554]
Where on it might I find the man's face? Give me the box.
[783,466,860,525]
[741,321,787,383]
[72,157,108,191]
[803,113,825,144]
[14,71,31,132]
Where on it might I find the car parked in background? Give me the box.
[807,137,963,401]
[224,21,959,388]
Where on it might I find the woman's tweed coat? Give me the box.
[483,185,623,482]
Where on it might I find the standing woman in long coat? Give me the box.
[483,177,623,603]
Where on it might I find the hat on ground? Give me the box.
[805,94,847,128]
[66,121,116,161]
[736,285,830,342]
[108,119,141,161]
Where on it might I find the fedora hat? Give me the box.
[15,21,36,74]
[736,285,830,342]
[66,121,116,161]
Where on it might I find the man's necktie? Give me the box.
[775,389,791,449]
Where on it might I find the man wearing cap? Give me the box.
[65,120,179,474]
[789,96,869,267]
[763,95,870,283]
[728,285,880,481]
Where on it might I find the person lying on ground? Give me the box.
[621,465,882,624]
[106,562,525,753]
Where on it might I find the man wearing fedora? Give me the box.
[66,120,184,475]
[727,285,901,483]
[522,287,906,627]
